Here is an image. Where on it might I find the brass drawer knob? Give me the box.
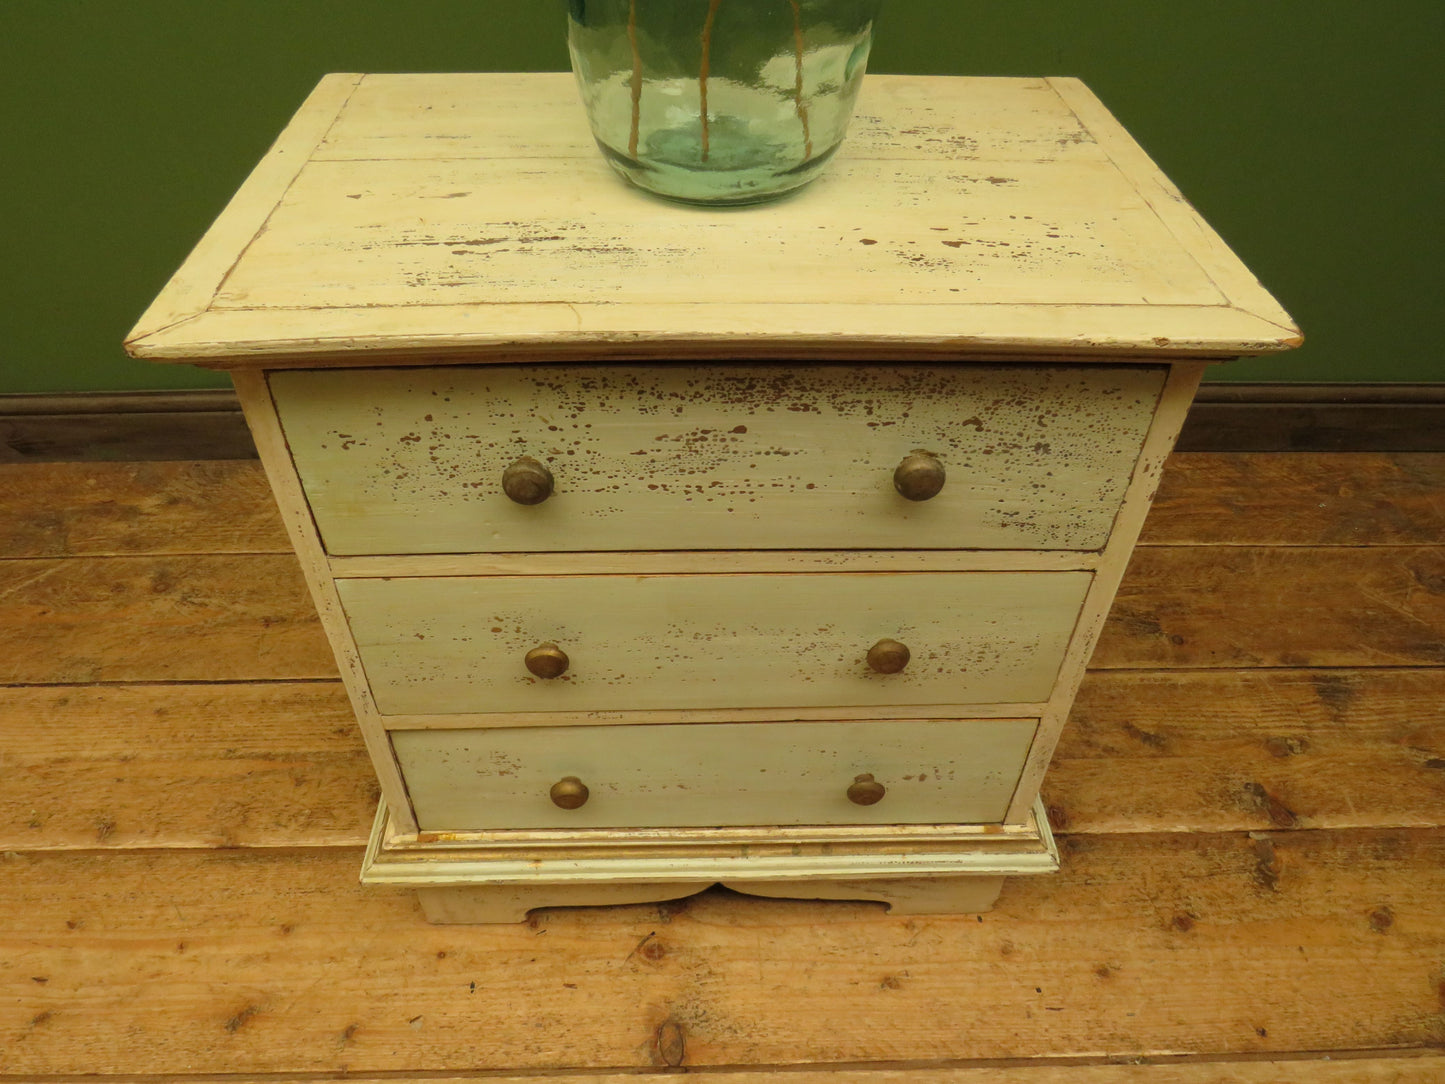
[525,643,570,679]
[866,638,911,674]
[502,456,554,505]
[893,450,945,501]
[549,776,590,809]
[847,773,886,806]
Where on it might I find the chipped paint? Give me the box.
[273,363,1165,556]
[391,717,1037,831]
[338,569,1090,716]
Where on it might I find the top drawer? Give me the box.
[272,363,1165,556]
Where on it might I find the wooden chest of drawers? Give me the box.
[127,73,1297,921]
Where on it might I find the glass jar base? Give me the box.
[596,138,842,206]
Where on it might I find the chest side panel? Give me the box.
[272,364,1166,555]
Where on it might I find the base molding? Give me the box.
[364,801,1059,924]
[4,384,1444,460]
[416,875,1009,923]
[0,389,254,461]
[416,881,716,924]
[1179,384,1445,452]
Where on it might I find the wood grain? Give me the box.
[5,454,1442,560]
[3,829,1441,1074]
[3,670,1437,853]
[23,62,1427,1076]
[0,460,287,558]
[233,367,419,833]
[0,683,373,850]
[1098,546,1445,669]
[109,1061,1445,1084]
[0,554,334,683]
[5,546,1437,686]
[125,74,363,345]
[1009,363,1202,823]
[1141,453,1445,546]
[124,74,1297,364]
[1044,78,1297,341]
[0,406,258,463]
[1051,669,1445,835]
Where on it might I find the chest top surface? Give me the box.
[126,72,1298,368]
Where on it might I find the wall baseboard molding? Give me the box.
[1,390,256,462]
[2,384,1443,462]
[1180,383,1445,453]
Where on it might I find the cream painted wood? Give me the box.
[1047,78,1300,340]
[128,304,1297,365]
[391,717,1038,831]
[1005,363,1207,823]
[126,74,363,348]
[272,364,1165,556]
[338,570,1092,715]
[222,158,1224,313]
[375,702,1051,731]
[364,798,1057,918]
[417,876,1005,922]
[362,799,1059,882]
[229,371,417,834]
[403,819,1044,850]
[720,875,1008,915]
[125,74,1300,365]
[416,881,713,924]
[327,548,1101,579]
[314,72,1062,164]
[127,73,1299,921]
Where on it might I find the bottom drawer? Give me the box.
[392,718,1038,831]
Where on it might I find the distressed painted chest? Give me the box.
[127,73,1298,922]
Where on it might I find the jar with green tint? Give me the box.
[566,0,882,205]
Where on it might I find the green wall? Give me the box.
[3,0,1440,393]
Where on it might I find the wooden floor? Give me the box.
[1,451,1442,1081]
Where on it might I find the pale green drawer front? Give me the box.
[393,718,1039,830]
[272,363,1165,555]
[339,570,1091,716]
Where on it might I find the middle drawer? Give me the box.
[338,570,1091,716]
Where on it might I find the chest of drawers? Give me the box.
[127,73,1297,922]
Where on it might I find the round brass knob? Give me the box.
[502,456,554,505]
[847,773,886,806]
[549,776,589,810]
[866,638,911,674]
[524,643,569,679]
[893,451,945,502]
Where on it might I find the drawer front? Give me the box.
[273,363,1165,555]
[339,570,1090,715]
[393,718,1039,830]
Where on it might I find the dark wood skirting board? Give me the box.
[0,390,256,462]
[1180,384,1445,453]
[3,384,1443,461]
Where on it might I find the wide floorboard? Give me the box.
[1,453,1442,1079]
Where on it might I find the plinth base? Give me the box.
[362,802,1058,924]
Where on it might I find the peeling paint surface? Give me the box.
[217,155,1220,310]
[337,569,1090,715]
[273,363,1165,555]
[213,78,1221,315]
[391,717,1039,830]
[127,74,1300,364]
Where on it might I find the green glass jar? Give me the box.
[566,0,882,205]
